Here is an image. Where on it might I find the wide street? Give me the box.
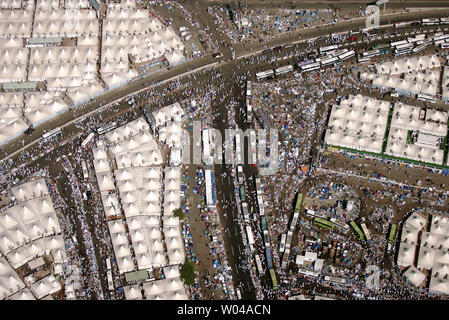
[2,1,449,299]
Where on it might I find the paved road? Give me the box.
[2,6,449,298]
[1,8,447,163]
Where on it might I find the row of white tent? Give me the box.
[0,0,23,9]
[385,103,447,165]
[124,272,188,300]
[1,255,61,300]
[0,178,66,299]
[0,92,73,144]
[30,46,98,64]
[375,55,441,75]
[0,5,187,145]
[94,114,186,279]
[364,70,439,97]
[100,6,185,79]
[36,0,91,11]
[324,95,390,153]
[443,66,449,102]
[398,212,449,294]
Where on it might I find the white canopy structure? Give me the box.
[430,215,449,235]
[153,103,184,127]
[405,212,427,231]
[142,278,187,300]
[30,274,61,299]
[375,55,441,75]
[324,95,390,153]
[0,256,25,299]
[7,288,35,300]
[443,66,449,102]
[0,93,28,146]
[0,179,66,269]
[101,192,121,219]
[24,92,68,127]
[108,220,134,274]
[0,0,23,9]
[386,103,447,165]
[429,277,449,295]
[92,115,186,290]
[403,266,426,287]
[33,9,99,38]
[397,242,416,267]
[400,226,419,245]
[417,245,435,269]
[124,284,143,300]
[100,6,184,83]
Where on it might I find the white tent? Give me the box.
[124,284,142,300]
[30,274,61,299]
[403,266,426,287]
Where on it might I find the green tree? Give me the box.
[172,208,185,220]
[180,259,196,286]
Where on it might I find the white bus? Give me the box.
[257,195,265,216]
[357,57,371,64]
[285,231,293,250]
[320,56,339,67]
[205,169,216,206]
[395,43,414,53]
[42,127,61,140]
[394,22,408,28]
[390,39,408,47]
[246,81,252,97]
[246,226,255,246]
[433,34,449,43]
[422,18,439,26]
[441,42,449,49]
[440,17,449,25]
[97,122,117,135]
[324,276,347,285]
[280,233,286,253]
[306,209,326,219]
[281,248,290,269]
[362,49,381,58]
[319,45,338,54]
[254,254,264,275]
[407,34,426,43]
[417,94,436,103]
[106,258,112,271]
[274,65,293,76]
[249,130,257,164]
[241,202,250,223]
[202,129,213,165]
[263,230,270,248]
[256,69,274,80]
[255,177,262,195]
[338,50,355,61]
[247,103,252,123]
[235,134,242,164]
[290,211,299,232]
[435,39,448,45]
[107,270,114,291]
[300,62,320,72]
[81,160,89,179]
[361,223,372,241]
[330,217,350,233]
[81,132,95,149]
[412,44,428,54]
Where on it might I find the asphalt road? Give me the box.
[2,6,449,299]
[2,7,448,165]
